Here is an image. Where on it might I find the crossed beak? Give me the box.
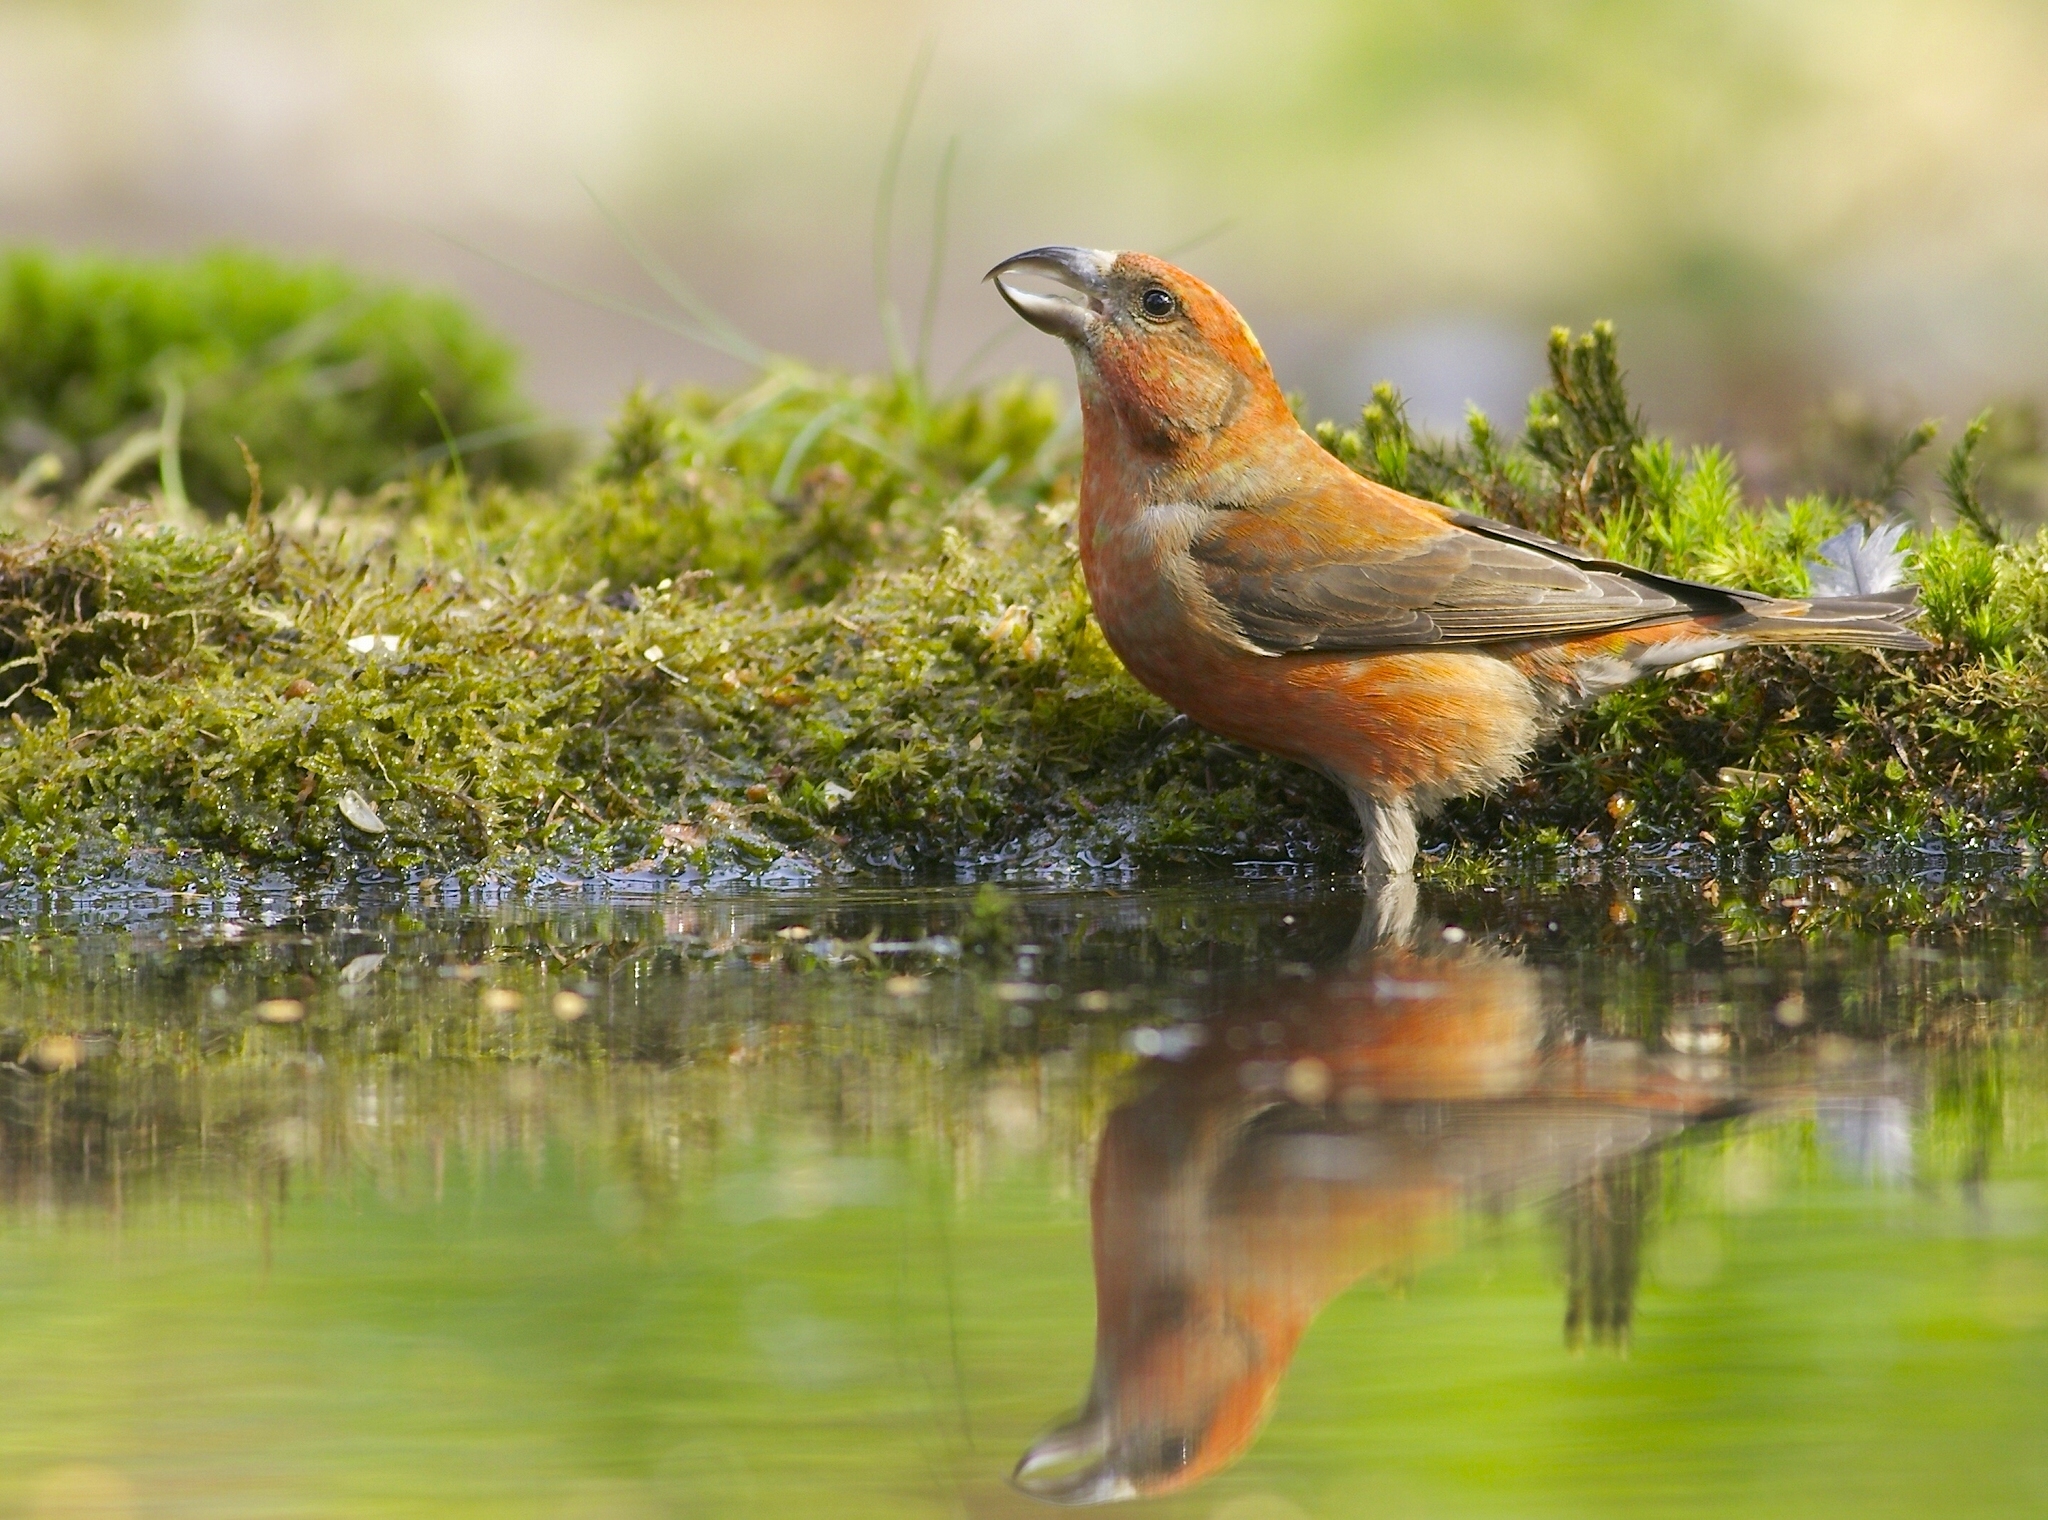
[986,246,1116,343]
[1010,1408,1140,1505]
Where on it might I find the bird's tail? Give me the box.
[1722,585,1931,651]
[1718,521,1930,651]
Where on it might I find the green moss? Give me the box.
[0,247,567,509]
[0,501,1352,883]
[4,309,2047,894]
[390,365,1066,601]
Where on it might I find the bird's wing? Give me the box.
[1190,479,1751,654]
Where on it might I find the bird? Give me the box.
[1010,946,1750,1504]
[987,247,1929,879]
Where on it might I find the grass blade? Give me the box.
[874,43,933,377]
[428,226,760,367]
[915,135,958,391]
[157,376,190,515]
[420,388,470,503]
[575,175,764,366]
[1162,218,1237,258]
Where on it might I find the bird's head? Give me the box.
[987,247,1292,461]
[1010,1301,1287,1505]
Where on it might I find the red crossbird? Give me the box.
[1011,949,1749,1504]
[988,248,1928,876]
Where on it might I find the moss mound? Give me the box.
[2,311,2046,890]
[0,504,1350,883]
[0,247,566,509]
[404,364,1069,601]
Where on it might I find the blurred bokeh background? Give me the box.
[6,0,2048,474]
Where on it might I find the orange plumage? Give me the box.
[1011,949,1745,1503]
[989,248,1927,875]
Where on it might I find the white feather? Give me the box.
[1806,521,1910,597]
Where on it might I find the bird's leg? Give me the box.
[1363,876,1419,946]
[1350,792,1418,878]
[1348,792,1419,945]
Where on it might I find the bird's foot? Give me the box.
[1345,791,1421,948]
[1361,872,1419,947]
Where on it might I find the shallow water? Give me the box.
[0,878,2043,1518]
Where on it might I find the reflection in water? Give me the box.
[0,883,2039,1518]
[1015,945,1752,1504]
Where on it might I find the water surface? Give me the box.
[0,878,2042,1518]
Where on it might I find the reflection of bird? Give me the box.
[988,248,1927,878]
[1012,949,1746,1505]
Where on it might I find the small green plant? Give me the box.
[1939,410,2003,543]
[1523,320,1643,531]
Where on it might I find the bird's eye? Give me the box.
[1140,287,1178,320]
[1157,1435,1193,1471]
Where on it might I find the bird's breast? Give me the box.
[1079,497,1231,692]
[1075,497,1299,759]
[1077,494,1546,803]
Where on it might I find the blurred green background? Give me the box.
[5,0,2046,477]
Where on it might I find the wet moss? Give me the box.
[0,496,1354,883]
[2,322,2046,890]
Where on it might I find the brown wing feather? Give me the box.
[1191,480,1752,654]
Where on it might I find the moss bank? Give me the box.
[0,495,1351,884]
[4,321,2047,892]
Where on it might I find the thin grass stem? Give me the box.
[964,452,1009,495]
[428,227,759,367]
[943,321,1023,392]
[828,420,921,475]
[915,135,958,391]
[874,44,933,377]
[575,176,764,365]
[1162,218,1238,259]
[380,419,564,482]
[770,400,856,499]
[157,376,190,515]
[420,389,470,503]
[76,427,164,512]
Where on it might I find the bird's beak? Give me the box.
[986,246,1116,343]
[1011,1408,1139,1505]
